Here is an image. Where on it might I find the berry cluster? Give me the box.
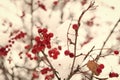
[40,67,54,80]
[31,28,54,54]
[26,53,38,60]
[40,67,52,75]
[64,50,74,58]
[45,74,54,80]
[48,48,60,59]
[0,31,26,57]
[109,72,119,78]
[14,31,26,40]
[96,64,104,75]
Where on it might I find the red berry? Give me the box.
[26,53,31,58]
[24,45,30,49]
[38,28,42,33]
[98,64,104,69]
[48,48,60,59]
[114,50,119,55]
[49,33,54,37]
[64,50,70,55]
[58,46,62,50]
[96,68,102,74]
[109,72,119,78]
[69,53,74,58]
[35,36,40,42]
[42,28,48,33]
[34,56,38,60]
[38,4,47,11]
[72,24,78,30]
[53,1,58,5]
[32,71,39,78]
[40,67,50,75]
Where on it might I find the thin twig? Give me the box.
[95,18,120,61]
[41,51,61,80]
[69,1,95,77]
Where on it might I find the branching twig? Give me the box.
[95,18,120,61]
[69,1,95,77]
[41,51,61,80]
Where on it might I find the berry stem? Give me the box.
[95,18,120,61]
[68,2,95,80]
[41,51,61,80]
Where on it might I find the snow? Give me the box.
[0,0,120,80]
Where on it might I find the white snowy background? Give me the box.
[0,0,120,80]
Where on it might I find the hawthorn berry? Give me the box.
[72,24,79,30]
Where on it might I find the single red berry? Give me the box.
[48,33,54,37]
[114,50,119,55]
[26,53,31,58]
[98,64,104,69]
[38,28,42,33]
[35,36,40,42]
[53,1,58,5]
[32,48,37,54]
[72,24,78,30]
[115,73,119,77]
[24,45,30,49]
[64,50,70,55]
[34,56,38,60]
[58,46,62,50]
[42,28,48,33]
[69,53,74,58]
[109,72,115,78]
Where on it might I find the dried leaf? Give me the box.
[87,60,99,76]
